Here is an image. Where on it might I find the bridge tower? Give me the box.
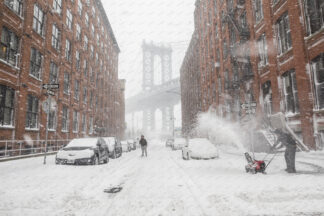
[142,41,173,132]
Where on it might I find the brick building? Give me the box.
[180,0,324,150]
[0,0,123,149]
[180,30,201,136]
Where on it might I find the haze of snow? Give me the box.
[194,110,247,152]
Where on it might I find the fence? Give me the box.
[0,139,71,159]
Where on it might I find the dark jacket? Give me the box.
[139,138,147,146]
[274,129,297,149]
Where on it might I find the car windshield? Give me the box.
[63,147,93,151]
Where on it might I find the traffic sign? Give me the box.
[241,102,257,110]
[42,83,59,89]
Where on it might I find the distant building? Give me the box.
[181,0,324,150]
[0,0,122,149]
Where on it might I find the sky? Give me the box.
[102,0,196,98]
[102,0,196,132]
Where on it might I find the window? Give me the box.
[48,110,56,130]
[5,0,23,16]
[81,114,86,133]
[305,0,324,36]
[85,13,89,27]
[66,9,73,30]
[33,4,45,36]
[311,54,324,110]
[0,27,20,66]
[63,72,70,94]
[83,60,88,76]
[253,0,263,23]
[282,69,299,113]
[90,66,94,82]
[74,80,80,100]
[49,62,58,84]
[53,0,62,14]
[52,25,61,50]
[76,51,80,69]
[96,53,99,65]
[78,0,83,16]
[73,110,79,132]
[84,35,88,50]
[90,45,94,58]
[89,117,93,134]
[92,6,96,17]
[76,24,81,40]
[257,33,268,68]
[262,81,272,115]
[25,95,39,129]
[276,12,292,55]
[218,77,222,95]
[65,39,71,62]
[91,24,95,37]
[61,105,69,132]
[0,85,15,126]
[89,91,93,108]
[223,39,228,59]
[83,87,87,104]
[30,48,42,79]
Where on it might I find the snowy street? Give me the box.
[1,140,324,216]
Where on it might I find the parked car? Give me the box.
[121,140,131,152]
[127,139,136,150]
[55,138,109,165]
[103,137,122,159]
[172,138,187,150]
[182,138,219,160]
[165,138,174,147]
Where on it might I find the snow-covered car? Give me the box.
[182,138,219,160]
[103,137,122,159]
[121,140,131,152]
[127,139,136,150]
[56,138,109,165]
[165,138,174,147]
[171,138,187,150]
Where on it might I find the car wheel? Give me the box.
[187,153,190,160]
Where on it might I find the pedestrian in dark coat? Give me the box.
[274,129,297,173]
[139,135,148,157]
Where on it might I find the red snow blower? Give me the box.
[244,152,267,174]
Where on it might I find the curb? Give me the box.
[0,152,57,162]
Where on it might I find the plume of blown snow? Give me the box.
[194,110,247,152]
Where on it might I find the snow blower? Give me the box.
[244,152,277,174]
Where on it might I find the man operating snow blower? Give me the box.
[273,129,297,173]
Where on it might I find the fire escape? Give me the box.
[225,0,254,89]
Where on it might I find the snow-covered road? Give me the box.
[1,140,324,216]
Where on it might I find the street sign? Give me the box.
[42,101,49,114]
[47,90,55,96]
[42,83,59,90]
[241,102,257,110]
[42,97,57,113]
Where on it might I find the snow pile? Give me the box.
[189,138,218,159]
[194,111,246,151]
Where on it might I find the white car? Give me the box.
[182,138,219,160]
[171,138,187,150]
[121,140,131,152]
[103,137,122,159]
[56,138,109,165]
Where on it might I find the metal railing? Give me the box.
[0,139,71,159]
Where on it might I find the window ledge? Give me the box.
[29,74,42,81]
[4,5,24,20]
[277,47,293,58]
[313,109,324,114]
[0,59,20,70]
[48,129,56,132]
[25,128,39,132]
[305,28,324,41]
[0,125,15,129]
[285,112,300,118]
[61,130,69,133]
[73,131,78,134]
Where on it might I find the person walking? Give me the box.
[139,135,148,157]
[273,129,297,173]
